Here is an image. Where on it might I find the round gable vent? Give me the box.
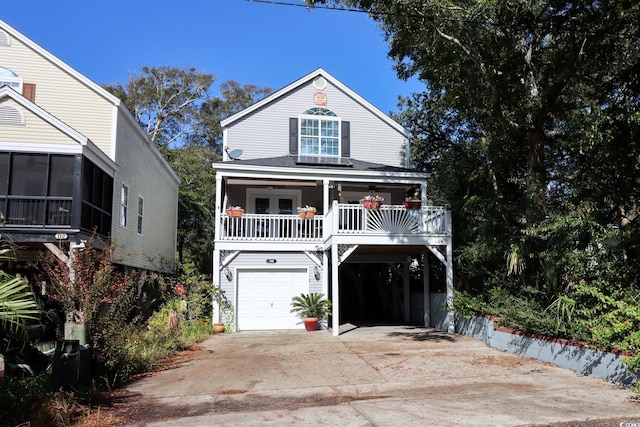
[313,76,327,90]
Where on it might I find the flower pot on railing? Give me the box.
[226,207,244,217]
[297,205,317,219]
[360,199,382,209]
[403,200,422,210]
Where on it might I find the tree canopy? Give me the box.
[104,67,272,275]
[309,0,640,349]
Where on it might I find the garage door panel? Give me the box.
[237,269,308,330]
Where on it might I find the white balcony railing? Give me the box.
[219,203,450,242]
[220,213,323,241]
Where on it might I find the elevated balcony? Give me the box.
[219,202,451,245]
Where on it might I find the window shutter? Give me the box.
[341,121,350,158]
[22,83,36,102]
[289,118,298,155]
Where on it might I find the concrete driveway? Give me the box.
[124,326,640,426]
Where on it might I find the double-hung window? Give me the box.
[299,107,340,156]
[120,183,128,227]
[137,196,144,235]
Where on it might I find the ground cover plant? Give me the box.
[0,238,219,427]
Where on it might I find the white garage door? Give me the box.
[237,268,308,330]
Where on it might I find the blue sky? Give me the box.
[2,0,423,114]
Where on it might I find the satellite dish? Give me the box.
[226,148,243,160]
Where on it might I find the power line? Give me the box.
[247,0,369,15]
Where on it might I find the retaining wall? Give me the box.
[454,313,638,386]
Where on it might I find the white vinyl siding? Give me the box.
[110,110,178,273]
[1,32,115,157]
[224,79,408,167]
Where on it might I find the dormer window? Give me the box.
[0,66,22,92]
[299,107,340,156]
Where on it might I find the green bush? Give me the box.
[0,372,52,426]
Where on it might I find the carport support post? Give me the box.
[423,249,430,327]
[446,237,455,333]
[403,261,410,323]
[331,244,340,336]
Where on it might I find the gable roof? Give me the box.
[0,20,121,105]
[0,19,179,184]
[0,86,117,174]
[220,68,408,136]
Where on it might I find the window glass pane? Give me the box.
[49,155,74,196]
[137,196,143,234]
[10,154,47,196]
[0,153,8,194]
[120,184,128,227]
[278,199,293,214]
[255,197,269,214]
[299,116,339,157]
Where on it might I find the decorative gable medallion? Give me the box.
[313,92,327,106]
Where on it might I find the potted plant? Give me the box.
[226,205,244,217]
[212,284,234,333]
[403,192,422,210]
[360,194,384,209]
[290,292,331,331]
[297,205,317,219]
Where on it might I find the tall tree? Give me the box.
[309,1,640,308]
[187,80,272,153]
[105,68,271,275]
[166,146,219,274]
[104,66,214,151]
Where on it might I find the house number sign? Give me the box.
[266,259,277,263]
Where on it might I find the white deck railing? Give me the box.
[220,213,323,241]
[219,204,450,242]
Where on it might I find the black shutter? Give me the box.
[341,121,350,158]
[289,118,298,156]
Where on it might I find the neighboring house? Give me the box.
[213,69,453,335]
[0,20,179,276]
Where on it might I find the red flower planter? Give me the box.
[361,199,382,209]
[403,200,422,210]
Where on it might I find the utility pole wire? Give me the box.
[248,0,368,14]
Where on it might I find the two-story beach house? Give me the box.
[0,20,179,276]
[213,69,453,335]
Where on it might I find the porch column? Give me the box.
[321,250,329,297]
[322,178,330,215]
[445,238,455,333]
[212,249,221,324]
[331,244,340,336]
[214,175,223,241]
[423,250,430,327]
[403,261,410,323]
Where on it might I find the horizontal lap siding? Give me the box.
[226,80,408,168]
[110,110,178,273]
[2,32,114,157]
[0,99,79,145]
